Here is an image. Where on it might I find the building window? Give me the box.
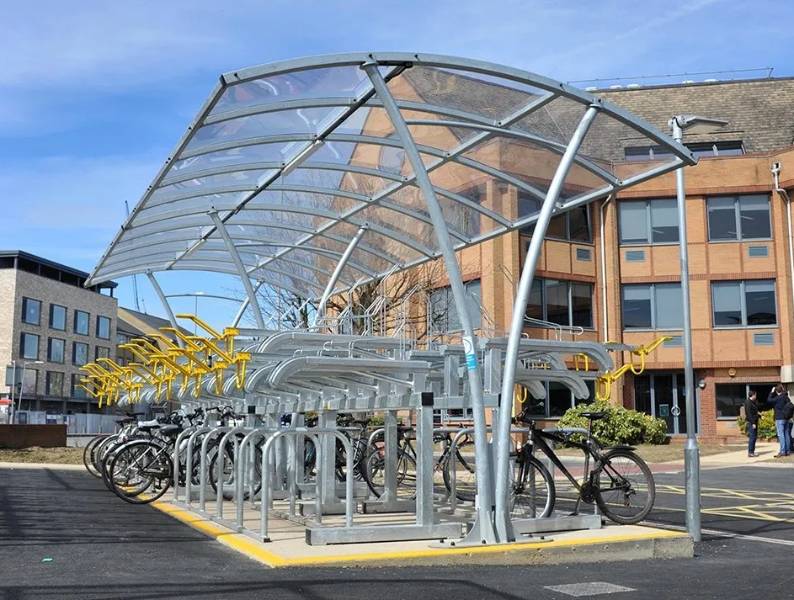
[712,280,776,327]
[526,278,594,329]
[46,371,64,397]
[95,346,110,360]
[72,342,89,366]
[20,332,39,360]
[715,382,773,418]
[48,338,65,363]
[71,374,88,399]
[21,369,38,394]
[96,315,111,340]
[624,141,744,161]
[521,204,591,243]
[523,380,595,418]
[74,310,89,335]
[618,199,678,245]
[622,283,683,330]
[429,279,482,332]
[707,195,771,241]
[50,304,67,330]
[22,297,41,325]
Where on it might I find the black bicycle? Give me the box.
[510,409,656,525]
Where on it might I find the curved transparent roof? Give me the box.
[88,52,695,298]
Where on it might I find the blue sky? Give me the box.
[2,0,793,327]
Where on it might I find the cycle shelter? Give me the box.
[85,52,694,547]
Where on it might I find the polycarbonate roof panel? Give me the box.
[88,52,695,299]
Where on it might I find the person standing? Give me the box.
[744,390,760,457]
[769,384,793,457]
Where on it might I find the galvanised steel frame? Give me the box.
[88,52,694,545]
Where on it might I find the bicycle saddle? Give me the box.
[159,425,181,437]
[580,411,607,421]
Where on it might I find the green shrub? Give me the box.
[558,401,668,446]
[737,409,776,440]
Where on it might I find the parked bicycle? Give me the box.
[508,408,656,524]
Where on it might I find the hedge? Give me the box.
[558,401,668,446]
[737,409,777,440]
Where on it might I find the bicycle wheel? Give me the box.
[510,454,555,520]
[108,440,173,504]
[82,435,107,478]
[363,445,412,497]
[593,448,655,525]
[208,441,238,500]
[441,438,476,502]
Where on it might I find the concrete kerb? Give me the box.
[150,500,692,568]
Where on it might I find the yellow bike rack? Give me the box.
[594,336,672,402]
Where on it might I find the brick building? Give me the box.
[0,251,118,423]
[492,76,794,441]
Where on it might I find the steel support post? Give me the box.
[312,225,367,328]
[416,393,435,526]
[208,210,266,329]
[364,62,497,543]
[671,117,701,542]
[146,272,184,347]
[494,105,600,541]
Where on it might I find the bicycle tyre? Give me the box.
[593,448,655,525]
[108,439,173,504]
[511,454,555,520]
[441,439,476,501]
[82,435,107,478]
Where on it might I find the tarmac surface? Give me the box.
[1,461,793,599]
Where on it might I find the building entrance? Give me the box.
[634,372,698,435]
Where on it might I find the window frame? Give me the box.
[72,341,89,366]
[20,332,40,360]
[621,282,684,331]
[47,337,65,364]
[521,206,593,244]
[618,198,679,246]
[21,297,42,326]
[96,315,111,340]
[74,310,90,336]
[49,304,67,331]
[45,371,64,398]
[526,278,595,330]
[711,279,778,329]
[70,374,88,399]
[95,346,110,361]
[715,381,774,420]
[706,194,772,242]
[429,279,483,333]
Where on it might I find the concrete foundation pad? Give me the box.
[151,499,692,568]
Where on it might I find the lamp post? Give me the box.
[669,114,727,543]
[6,360,17,424]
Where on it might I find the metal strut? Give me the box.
[312,225,367,328]
[208,209,266,329]
[363,61,498,544]
[494,104,601,542]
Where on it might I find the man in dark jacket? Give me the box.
[744,391,760,457]
[769,384,793,457]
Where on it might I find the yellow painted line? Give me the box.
[150,500,687,568]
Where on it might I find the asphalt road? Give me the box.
[1,465,793,599]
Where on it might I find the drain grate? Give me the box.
[543,582,636,597]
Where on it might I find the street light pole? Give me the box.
[669,114,725,543]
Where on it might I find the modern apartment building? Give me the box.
[456,76,794,441]
[0,251,118,423]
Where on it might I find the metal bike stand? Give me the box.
[182,426,213,506]
[361,412,414,514]
[172,425,197,503]
[306,394,463,545]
